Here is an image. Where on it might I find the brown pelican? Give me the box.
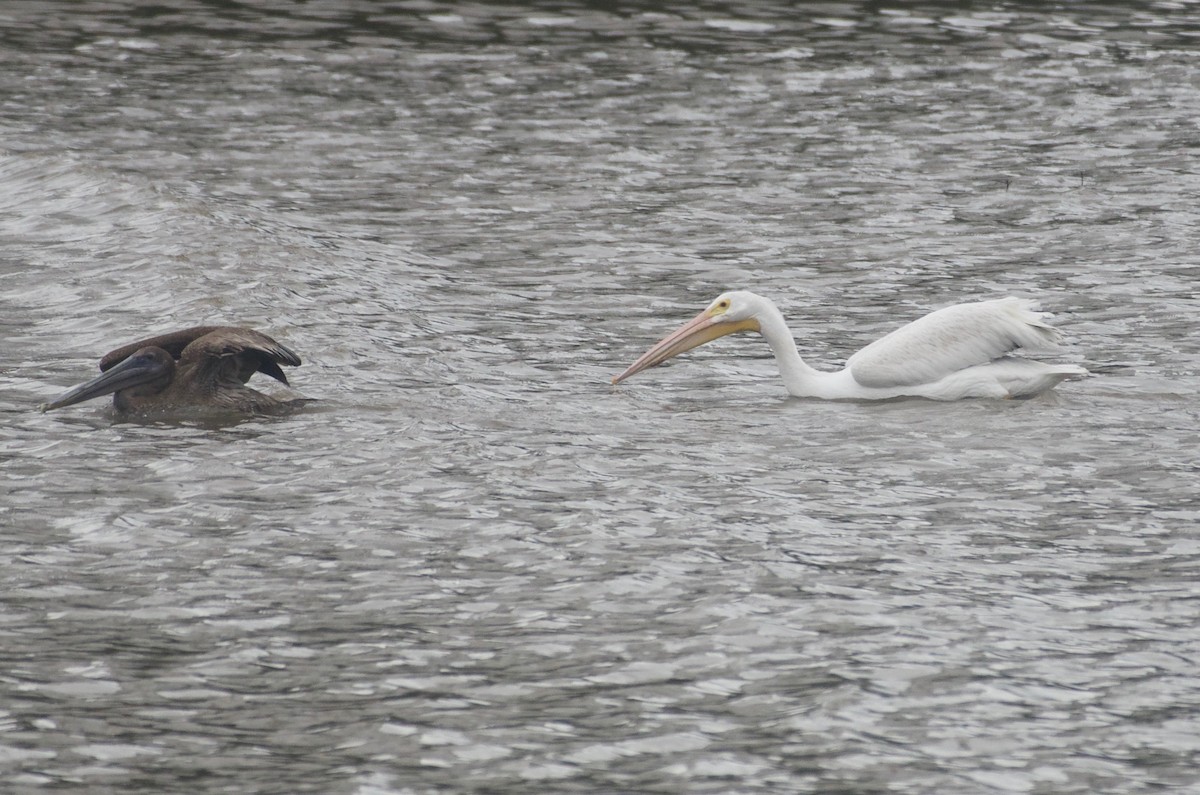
[40,326,307,414]
[613,291,1087,400]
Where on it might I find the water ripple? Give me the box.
[2,2,1199,794]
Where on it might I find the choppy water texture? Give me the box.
[2,2,1199,793]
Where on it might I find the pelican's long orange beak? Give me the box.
[612,308,760,384]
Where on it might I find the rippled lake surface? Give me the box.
[3,2,1199,792]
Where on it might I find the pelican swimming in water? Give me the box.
[613,291,1087,400]
[41,326,306,414]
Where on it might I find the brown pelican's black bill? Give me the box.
[40,350,171,412]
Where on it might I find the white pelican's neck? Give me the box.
[755,300,836,398]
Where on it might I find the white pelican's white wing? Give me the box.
[847,298,1062,389]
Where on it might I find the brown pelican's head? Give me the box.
[41,347,175,412]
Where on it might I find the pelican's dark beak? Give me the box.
[40,350,171,412]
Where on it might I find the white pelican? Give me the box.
[612,291,1087,400]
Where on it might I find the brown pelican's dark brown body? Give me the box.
[41,326,306,415]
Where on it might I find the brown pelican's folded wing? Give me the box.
[99,326,225,371]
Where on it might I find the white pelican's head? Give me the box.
[612,291,765,384]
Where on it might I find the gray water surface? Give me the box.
[2,3,1199,793]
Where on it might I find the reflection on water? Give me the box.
[2,2,1199,793]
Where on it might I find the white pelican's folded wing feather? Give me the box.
[847,298,1061,389]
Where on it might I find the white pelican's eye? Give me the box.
[713,298,731,314]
